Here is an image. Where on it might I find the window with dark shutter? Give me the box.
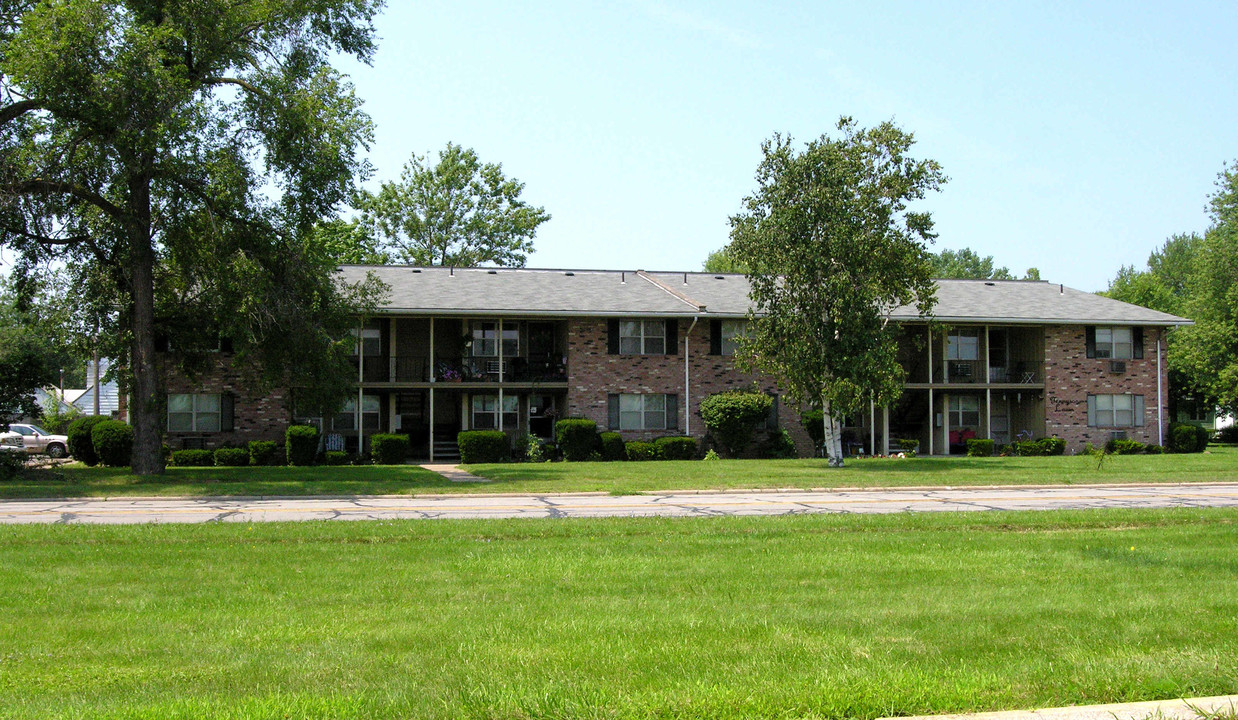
[221,394,235,432]
[608,394,620,431]
[666,394,678,430]
[1132,327,1144,359]
[666,319,678,355]
[607,320,620,355]
[1085,326,1096,358]
[710,320,722,356]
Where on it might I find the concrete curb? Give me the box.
[881,695,1238,720]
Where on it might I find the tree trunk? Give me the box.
[822,397,845,468]
[128,176,164,475]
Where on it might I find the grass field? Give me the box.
[2,509,1236,719]
[3,445,1236,499]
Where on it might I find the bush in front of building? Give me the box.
[1039,437,1066,456]
[625,441,659,461]
[1105,438,1146,455]
[286,424,320,466]
[599,432,626,461]
[758,429,797,459]
[249,440,280,466]
[370,433,410,465]
[1013,437,1066,457]
[170,449,214,467]
[90,420,134,467]
[67,415,109,466]
[554,418,598,462]
[324,450,350,466]
[1167,422,1209,453]
[213,447,251,466]
[800,409,825,449]
[1216,425,1238,444]
[0,449,25,480]
[700,390,772,457]
[655,436,698,460]
[966,438,995,457]
[457,430,510,464]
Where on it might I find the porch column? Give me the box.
[869,397,875,456]
[882,405,890,455]
[389,318,397,382]
[356,320,363,454]
[986,388,992,441]
[928,389,934,456]
[927,326,933,383]
[429,317,435,462]
[942,393,950,456]
[498,319,504,433]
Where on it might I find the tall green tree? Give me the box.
[0,0,385,474]
[359,142,551,267]
[702,245,749,274]
[729,118,944,466]
[929,247,1013,279]
[313,218,390,265]
[0,311,48,427]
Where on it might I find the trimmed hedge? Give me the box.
[555,418,598,462]
[370,433,410,465]
[286,424,320,466]
[1105,438,1146,455]
[67,415,109,466]
[966,438,995,457]
[1167,422,1209,453]
[700,390,772,456]
[91,420,133,467]
[457,430,510,464]
[170,449,213,467]
[626,441,659,461]
[759,429,797,459]
[249,440,279,466]
[214,447,250,466]
[599,432,627,461]
[1014,437,1066,457]
[324,450,350,466]
[655,436,698,460]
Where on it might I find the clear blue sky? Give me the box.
[336,0,1238,292]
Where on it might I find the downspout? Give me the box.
[1157,331,1164,447]
[684,316,699,435]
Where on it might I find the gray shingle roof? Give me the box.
[337,266,1191,326]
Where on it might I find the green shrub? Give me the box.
[1014,440,1045,456]
[324,450,349,466]
[1105,438,1146,455]
[626,441,659,461]
[554,418,598,462]
[525,434,550,463]
[599,432,627,461]
[703,448,720,461]
[39,404,81,434]
[457,430,510,464]
[1039,437,1066,456]
[90,420,133,467]
[0,450,24,480]
[759,429,797,459]
[67,415,109,466]
[966,438,995,457]
[370,433,410,465]
[1145,443,1164,454]
[1167,422,1209,453]
[170,449,213,467]
[249,440,279,466]
[655,436,698,460]
[286,424,320,466]
[1216,425,1238,443]
[800,409,825,446]
[700,390,773,456]
[213,447,250,466]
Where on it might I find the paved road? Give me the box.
[2,483,1237,525]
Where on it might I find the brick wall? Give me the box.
[162,356,291,450]
[1043,325,1170,451]
[565,318,814,455]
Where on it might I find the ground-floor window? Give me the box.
[948,395,980,428]
[608,393,678,431]
[472,394,519,430]
[167,393,222,432]
[334,395,381,431]
[1088,394,1145,427]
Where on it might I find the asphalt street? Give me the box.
[2,483,1236,524]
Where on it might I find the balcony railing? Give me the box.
[355,355,567,384]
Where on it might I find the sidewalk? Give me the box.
[883,695,1238,720]
[418,463,490,483]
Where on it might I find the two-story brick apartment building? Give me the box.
[162,266,1190,458]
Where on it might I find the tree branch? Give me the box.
[203,76,269,100]
[0,99,45,126]
[8,179,126,222]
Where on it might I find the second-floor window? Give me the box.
[619,320,666,355]
[350,327,382,357]
[472,322,519,357]
[947,329,979,361]
[1094,327,1133,359]
[721,320,746,356]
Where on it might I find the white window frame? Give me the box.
[168,393,221,432]
[471,394,519,430]
[1088,394,1145,428]
[947,329,980,361]
[333,395,381,431]
[350,327,382,357]
[1094,327,1133,360]
[948,395,980,427]
[618,393,668,431]
[721,320,746,356]
[619,320,666,355]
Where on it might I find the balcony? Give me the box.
[354,355,566,384]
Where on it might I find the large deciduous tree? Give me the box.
[359,142,551,267]
[0,0,385,474]
[729,118,944,466]
[929,247,1013,280]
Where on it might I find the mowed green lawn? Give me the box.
[1,509,1236,719]
[3,445,1236,498]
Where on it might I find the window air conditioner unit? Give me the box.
[1109,431,1128,442]
[1109,360,1126,373]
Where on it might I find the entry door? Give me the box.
[528,394,557,438]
